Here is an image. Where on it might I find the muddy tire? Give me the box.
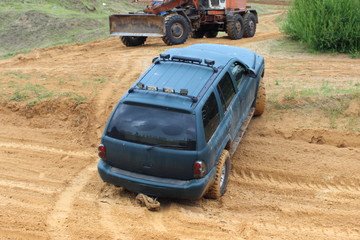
[226,14,244,40]
[205,150,230,199]
[162,14,190,45]
[254,76,266,116]
[243,13,257,38]
[192,29,205,38]
[205,30,218,38]
[120,36,147,47]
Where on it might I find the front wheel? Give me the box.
[254,76,266,116]
[162,14,190,45]
[205,150,230,199]
[120,36,147,47]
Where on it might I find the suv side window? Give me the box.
[217,72,235,112]
[202,92,220,142]
[230,62,246,86]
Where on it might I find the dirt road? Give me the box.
[0,5,359,240]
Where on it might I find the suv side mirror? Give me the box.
[247,68,257,78]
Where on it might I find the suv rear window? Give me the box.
[106,103,196,150]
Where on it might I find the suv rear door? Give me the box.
[103,102,198,180]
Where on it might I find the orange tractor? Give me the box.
[109,0,258,46]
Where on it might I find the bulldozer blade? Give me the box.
[109,14,165,37]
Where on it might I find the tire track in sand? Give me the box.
[0,179,55,195]
[236,169,360,195]
[252,221,360,239]
[96,49,152,239]
[0,142,92,158]
[47,47,147,240]
[46,164,97,240]
[98,201,132,240]
[94,48,145,138]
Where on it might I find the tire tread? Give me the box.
[205,150,230,199]
[254,77,266,116]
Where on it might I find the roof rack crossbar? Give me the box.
[153,54,218,72]
[171,55,202,64]
[128,87,198,103]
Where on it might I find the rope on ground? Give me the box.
[136,193,160,211]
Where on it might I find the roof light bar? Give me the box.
[129,86,197,103]
[180,89,188,96]
[205,59,215,66]
[163,88,175,93]
[155,53,218,72]
[160,53,170,60]
[172,55,202,64]
[136,83,145,89]
[147,86,158,91]
[152,57,159,63]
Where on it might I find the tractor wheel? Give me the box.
[192,29,205,38]
[120,36,147,47]
[243,13,257,38]
[205,30,218,38]
[254,76,266,116]
[226,14,244,40]
[205,150,230,199]
[162,14,190,45]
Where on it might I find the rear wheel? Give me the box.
[254,76,266,116]
[226,14,244,40]
[243,13,257,38]
[162,14,190,45]
[205,30,218,38]
[120,36,147,47]
[205,150,230,199]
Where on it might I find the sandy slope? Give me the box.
[0,5,359,240]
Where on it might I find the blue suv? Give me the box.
[98,44,265,199]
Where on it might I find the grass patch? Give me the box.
[60,92,87,104]
[93,78,107,84]
[268,80,360,131]
[248,2,288,15]
[282,0,360,55]
[0,0,144,58]
[9,90,29,102]
[284,86,297,100]
[3,72,30,80]
[6,84,54,104]
[0,82,91,106]
[270,37,309,54]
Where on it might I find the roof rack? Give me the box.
[152,54,218,72]
[128,83,198,103]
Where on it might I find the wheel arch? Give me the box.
[216,134,232,163]
[252,67,265,108]
[226,9,258,23]
[246,10,258,23]
[166,9,193,31]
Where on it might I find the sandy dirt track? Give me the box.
[0,4,360,240]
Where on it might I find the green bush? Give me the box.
[282,0,359,55]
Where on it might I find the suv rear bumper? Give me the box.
[98,159,215,199]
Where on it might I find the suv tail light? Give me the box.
[193,160,206,178]
[98,144,106,160]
